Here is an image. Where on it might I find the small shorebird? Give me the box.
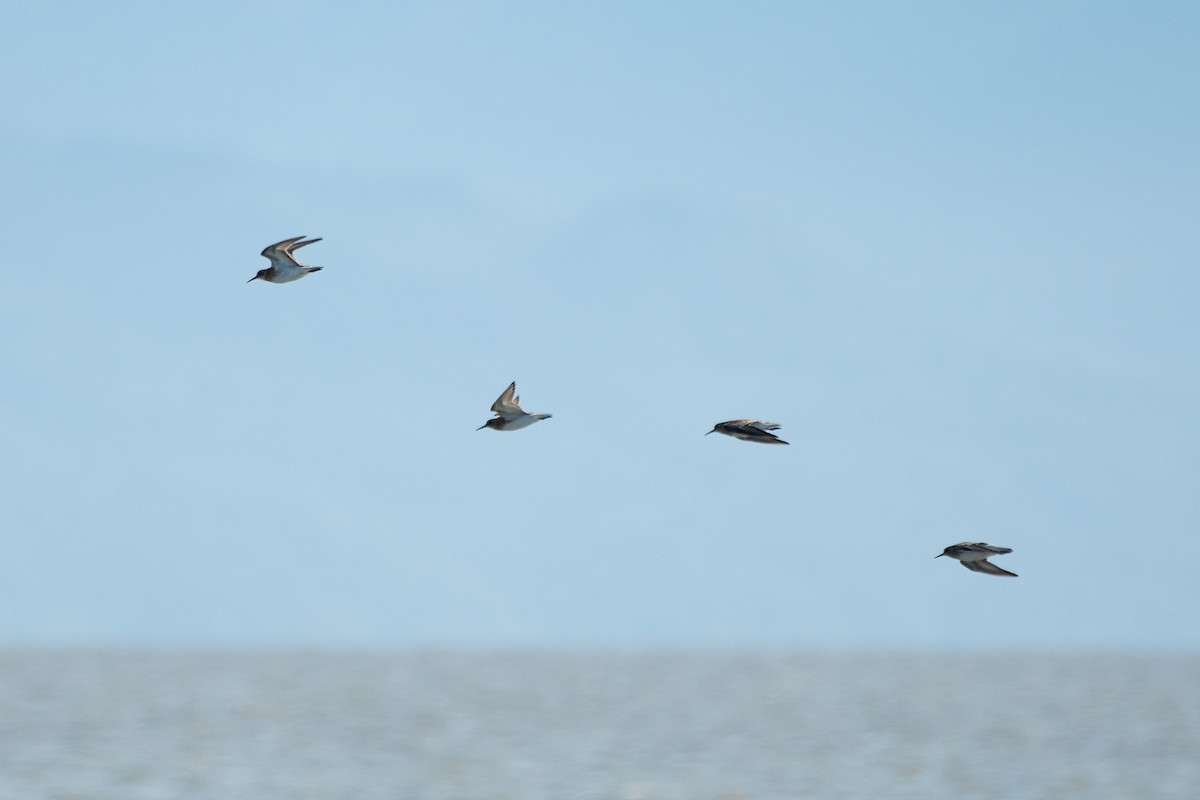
[936,542,1018,577]
[248,236,324,283]
[477,382,552,432]
[705,420,789,445]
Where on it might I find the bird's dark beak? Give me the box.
[934,553,944,558]
[476,423,487,431]
[704,429,715,435]
[247,275,259,283]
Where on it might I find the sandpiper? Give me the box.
[705,420,789,445]
[477,382,552,431]
[936,542,1018,577]
[248,236,324,283]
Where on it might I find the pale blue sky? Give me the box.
[1,1,1197,648]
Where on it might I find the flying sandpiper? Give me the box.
[477,382,552,432]
[936,542,1018,577]
[248,236,324,283]
[705,420,789,445]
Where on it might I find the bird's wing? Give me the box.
[961,559,1018,577]
[261,236,308,265]
[491,382,525,419]
[749,421,782,431]
[262,236,321,268]
[283,237,321,257]
[279,237,321,267]
[732,422,787,444]
[958,542,1012,556]
[491,382,516,411]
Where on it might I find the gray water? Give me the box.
[0,651,1196,799]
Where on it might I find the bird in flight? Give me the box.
[477,382,552,432]
[936,542,1018,577]
[248,236,324,283]
[705,420,789,445]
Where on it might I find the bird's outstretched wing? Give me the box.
[961,559,1018,578]
[733,421,788,444]
[262,236,322,268]
[490,382,526,420]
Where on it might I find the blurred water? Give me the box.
[0,651,1196,799]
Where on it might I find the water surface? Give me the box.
[1,651,1196,799]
